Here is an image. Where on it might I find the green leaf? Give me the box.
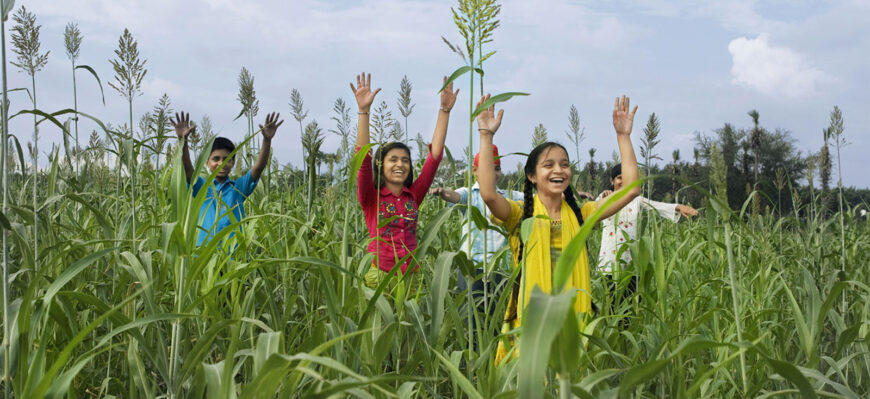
[75,64,107,105]
[470,92,530,120]
[518,289,574,399]
[439,65,473,93]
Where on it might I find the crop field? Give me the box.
[1,1,869,398]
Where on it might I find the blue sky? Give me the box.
[9,0,870,188]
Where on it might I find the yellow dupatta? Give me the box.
[496,194,593,363]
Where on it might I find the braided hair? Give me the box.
[506,142,586,322]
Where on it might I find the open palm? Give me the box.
[350,72,381,111]
[612,95,638,136]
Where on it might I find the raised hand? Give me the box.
[440,76,460,112]
[259,112,284,141]
[612,95,638,136]
[599,189,613,199]
[350,72,381,112]
[170,111,194,139]
[475,94,504,135]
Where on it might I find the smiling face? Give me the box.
[611,174,624,190]
[207,149,235,180]
[381,147,412,187]
[528,145,571,197]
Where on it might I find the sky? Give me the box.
[7,0,870,188]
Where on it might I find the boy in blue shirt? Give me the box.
[171,111,283,246]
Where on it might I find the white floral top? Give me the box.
[596,195,681,273]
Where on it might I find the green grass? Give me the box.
[0,144,867,397]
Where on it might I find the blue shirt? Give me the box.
[451,183,523,269]
[191,171,258,246]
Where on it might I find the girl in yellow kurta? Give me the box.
[474,94,642,364]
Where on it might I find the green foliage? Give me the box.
[108,28,146,101]
[10,6,49,76]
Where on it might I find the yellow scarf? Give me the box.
[518,194,592,322]
[497,195,591,363]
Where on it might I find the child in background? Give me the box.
[476,94,642,363]
[172,111,283,247]
[352,72,459,292]
[429,145,523,334]
[597,163,698,319]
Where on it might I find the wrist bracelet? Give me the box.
[440,107,450,113]
[478,128,494,134]
[357,111,369,115]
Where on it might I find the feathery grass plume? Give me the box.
[805,153,817,218]
[302,120,324,217]
[289,87,308,166]
[586,147,597,191]
[370,100,393,145]
[65,22,83,172]
[640,113,662,198]
[396,75,415,143]
[532,123,548,147]
[828,105,848,309]
[388,120,404,142]
[774,167,787,214]
[11,5,50,271]
[328,97,353,174]
[414,131,427,161]
[198,115,216,149]
[109,27,146,252]
[565,104,584,168]
[710,143,728,212]
[151,94,172,166]
[236,67,257,166]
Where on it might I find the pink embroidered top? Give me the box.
[357,145,443,273]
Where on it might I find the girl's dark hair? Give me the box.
[507,141,585,322]
[373,142,414,189]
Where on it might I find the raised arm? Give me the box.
[351,72,381,150]
[475,94,511,222]
[251,112,283,180]
[429,76,460,157]
[595,96,641,219]
[170,111,195,183]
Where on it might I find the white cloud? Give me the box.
[728,34,832,97]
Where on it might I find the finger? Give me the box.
[275,120,284,128]
[443,76,447,85]
[624,96,630,113]
[373,88,382,96]
[356,74,361,88]
[614,96,619,112]
[350,82,357,93]
[259,124,264,131]
[630,105,638,118]
[496,109,504,125]
[454,88,459,98]
[366,73,371,88]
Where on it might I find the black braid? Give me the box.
[507,178,535,323]
[562,184,585,225]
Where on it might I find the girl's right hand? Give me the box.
[475,94,504,136]
[612,95,638,136]
[350,72,381,112]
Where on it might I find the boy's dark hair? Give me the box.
[373,142,414,189]
[211,137,236,157]
[507,141,585,323]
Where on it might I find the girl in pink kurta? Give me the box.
[350,72,459,288]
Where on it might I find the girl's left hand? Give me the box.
[440,76,460,112]
[676,204,698,217]
[612,95,638,136]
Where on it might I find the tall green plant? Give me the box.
[108,28,146,251]
[237,67,258,168]
[640,113,662,197]
[828,106,847,310]
[531,123,547,147]
[1,1,13,396]
[64,22,82,172]
[328,97,353,176]
[302,120,324,218]
[10,5,48,270]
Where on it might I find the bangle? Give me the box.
[478,128,494,134]
[440,107,451,113]
[357,111,369,115]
